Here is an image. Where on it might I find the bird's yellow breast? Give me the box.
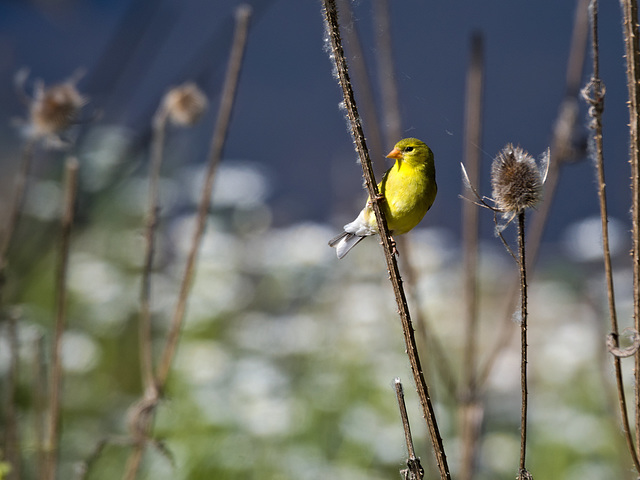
[366,159,437,235]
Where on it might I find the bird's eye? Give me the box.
[404,146,414,152]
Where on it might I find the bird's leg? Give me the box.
[369,193,397,256]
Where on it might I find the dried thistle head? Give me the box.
[163,82,208,126]
[491,144,544,215]
[29,79,86,138]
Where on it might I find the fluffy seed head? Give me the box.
[30,81,86,137]
[163,82,208,126]
[491,144,543,213]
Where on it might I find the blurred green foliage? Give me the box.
[0,125,636,480]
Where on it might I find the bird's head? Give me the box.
[386,138,433,167]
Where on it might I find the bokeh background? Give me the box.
[0,0,638,479]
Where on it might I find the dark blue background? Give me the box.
[0,0,633,252]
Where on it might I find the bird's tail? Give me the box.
[328,231,365,259]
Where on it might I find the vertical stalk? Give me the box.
[371,0,457,401]
[373,0,401,145]
[619,0,640,458]
[43,157,79,480]
[4,312,21,480]
[335,0,386,171]
[122,7,252,480]
[587,0,640,471]
[478,0,589,387]
[138,106,170,397]
[0,139,36,269]
[34,334,47,480]
[517,212,530,478]
[322,2,450,479]
[395,378,424,480]
[460,32,484,480]
[155,4,252,388]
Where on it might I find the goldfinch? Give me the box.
[329,137,437,259]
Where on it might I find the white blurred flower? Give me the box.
[232,312,323,356]
[62,330,100,373]
[23,180,62,220]
[562,215,627,262]
[182,161,270,209]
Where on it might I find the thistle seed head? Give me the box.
[163,82,208,126]
[30,80,86,137]
[491,144,543,214]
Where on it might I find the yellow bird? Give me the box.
[329,137,437,259]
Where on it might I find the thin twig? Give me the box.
[4,310,21,480]
[0,138,36,279]
[462,31,484,398]
[321,2,450,479]
[619,0,640,461]
[123,95,170,480]
[371,0,457,401]
[372,0,401,146]
[585,0,640,471]
[138,105,170,398]
[460,32,484,480]
[1,138,38,477]
[517,212,530,477]
[399,238,459,400]
[335,0,386,172]
[121,7,252,480]
[34,333,47,480]
[395,378,424,480]
[155,3,251,390]
[43,157,79,480]
[478,0,589,387]
[76,436,133,480]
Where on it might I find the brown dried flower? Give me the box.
[163,82,208,126]
[491,144,545,215]
[29,79,86,138]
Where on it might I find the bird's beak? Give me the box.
[386,147,402,159]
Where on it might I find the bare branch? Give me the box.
[321,2,450,478]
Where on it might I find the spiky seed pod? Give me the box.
[491,144,543,214]
[163,82,208,126]
[30,81,86,137]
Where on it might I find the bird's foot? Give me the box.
[390,236,399,257]
[367,193,386,207]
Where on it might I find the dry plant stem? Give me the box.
[122,8,252,480]
[34,334,47,480]
[373,0,401,145]
[322,2,450,479]
[395,379,424,480]
[376,0,456,397]
[4,312,21,480]
[138,107,170,396]
[121,107,170,480]
[395,379,417,459]
[370,0,457,400]
[400,239,458,399]
[335,0,386,169]
[517,212,529,474]
[43,157,79,480]
[156,4,251,388]
[462,32,483,398]
[619,0,640,458]
[0,138,36,267]
[460,32,484,480]
[1,140,37,472]
[588,0,640,471]
[478,0,589,387]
